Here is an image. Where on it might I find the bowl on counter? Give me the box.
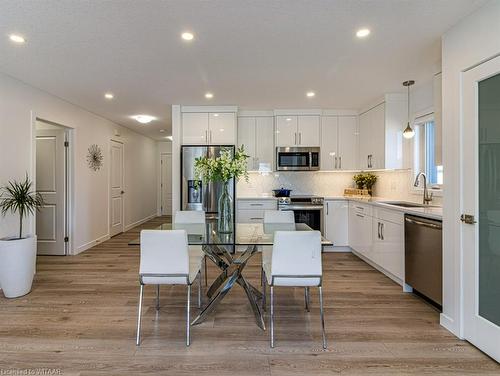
[272,188,292,197]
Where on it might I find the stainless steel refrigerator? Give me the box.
[181,145,235,219]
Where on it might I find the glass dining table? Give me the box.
[129,221,333,330]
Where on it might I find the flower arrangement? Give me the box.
[194,146,249,186]
[352,172,378,193]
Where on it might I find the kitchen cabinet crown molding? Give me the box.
[181,105,238,113]
[273,109,323,116]
[238,110,274,117]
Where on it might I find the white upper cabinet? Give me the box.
[237,116,274,171]
[182,111,236,145]
[275,115,320,147]
[182,112,209,144]
[320,116,339,170]
[297,115,320,146]
[321,115,357,170]
[209,113,236,144]
[275,116,298,147]
[358,94,406,170]
[337,116,358,170]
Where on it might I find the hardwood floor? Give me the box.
[0,216,498,375]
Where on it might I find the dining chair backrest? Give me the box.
[271,231,322,286]
[140,230,189,284]
[264,210,295,224]
[174,210,206,224]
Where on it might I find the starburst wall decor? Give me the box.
[86,144,103,171]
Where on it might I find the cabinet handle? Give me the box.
[367,155,370,168]
[206,130,208,143]
[339,156,342,169]
[355,206,364,211]
[377,222,381,239]
[294,132,297,145]
[356,214,364,218]
[334,157,338,169]
[299,132,302,145]
[209,130,212,143]
[326,202,329,215]
[381,223,384,240]
[250,217,264,220]
[250,203,263,206]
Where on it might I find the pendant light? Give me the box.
[402,80,415,139]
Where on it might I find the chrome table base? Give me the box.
[191,243,265,330]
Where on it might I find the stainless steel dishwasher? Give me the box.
[404,215,443,307]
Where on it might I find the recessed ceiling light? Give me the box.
[9,34,26,44]
[205,92,214,99]
[159,129,165,133]
[165,136,173,141]
[286,118,292,122]
[181,32,194,41]
[104,93,114,99]
[213,113,219,117]
[131,114,156,124]
[306,91,316,98]
[356,28,371,38]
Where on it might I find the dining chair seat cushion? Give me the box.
[141,261,201,285]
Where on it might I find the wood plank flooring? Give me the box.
[0,216,498,375]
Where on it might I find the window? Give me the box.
[414,117,443,187]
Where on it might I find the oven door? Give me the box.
[280,205,324,234]
[276,148,311,171]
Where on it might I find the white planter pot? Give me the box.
[0,236,36,298]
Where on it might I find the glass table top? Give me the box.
[128,222,333,247]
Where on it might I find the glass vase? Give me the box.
[218,181,233,233]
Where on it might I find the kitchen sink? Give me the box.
[380,201,440,208]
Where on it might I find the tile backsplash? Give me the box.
[237,169,443,205]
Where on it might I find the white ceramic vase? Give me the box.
[0,236,36,298]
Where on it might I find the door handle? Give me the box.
[460,214,477,224]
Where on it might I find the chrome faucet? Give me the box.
[414,172,433,205]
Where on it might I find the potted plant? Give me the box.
[353,174,366,190]
[364,173,378,195]
[0,174,44,298]
[194,146,249,233]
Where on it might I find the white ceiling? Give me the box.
[0,0,486,140]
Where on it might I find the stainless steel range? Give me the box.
[278,195,324,234]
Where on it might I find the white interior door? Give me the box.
[462,55,500,362]
[110,140,124,237]
[160,153,172,216]
[36,127,66,255]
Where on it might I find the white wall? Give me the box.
[0,72,157,254]
[157,141,172,215]
[441,0,500,337]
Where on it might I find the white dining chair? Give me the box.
[261,230,326,349]
[261,210,295,287]
[174,210,208,285]
[136,229,203,346]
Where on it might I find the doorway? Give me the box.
[110,140,124,237]
[160,153,172,216]
[35,119,70,256]
[462,55,500,362]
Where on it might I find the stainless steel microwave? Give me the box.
[276,147,320,171]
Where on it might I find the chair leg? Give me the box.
[305,287,310,312]
[261,268,266,312]
[136,284,144,346]
[156,285,160,311]
[270,286,274,348]
[197,271,202,309]
[319,286,327,349]
[204,256,208,286]
[186,284,191,346]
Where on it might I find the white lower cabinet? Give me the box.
[348,202,373,258]
[372,209,404,281]
[236,199,277,223]
[348,201,405,285]
[324,200,349,247]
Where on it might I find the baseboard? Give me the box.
[323,245,352,253]
[440,313,461,338]
[73,233,110,255]
[124,213,157,232]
